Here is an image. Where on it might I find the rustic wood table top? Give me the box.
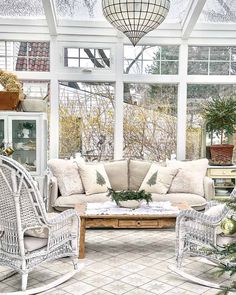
[75,202,191,219]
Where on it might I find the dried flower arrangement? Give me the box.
[0,69,24,100]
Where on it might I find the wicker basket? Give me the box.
[0,91,20,110]
[210,144,234,166]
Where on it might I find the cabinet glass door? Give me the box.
[0,119,4,147]
[12,120,37,172]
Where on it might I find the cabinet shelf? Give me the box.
[214,185,235,188]
[13,137,36,140]
[207,166,236,200]
[15,149,36,152]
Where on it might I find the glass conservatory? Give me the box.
[0,0,236,162]
[2,2,236,294]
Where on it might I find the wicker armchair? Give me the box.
[168,189,236,290]
[0,155,82,293]
[175,188,236,268]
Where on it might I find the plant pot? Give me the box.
[209,144,234,166]
[118,200,141,209]
[0,91,20,110]
[21,99,47,112]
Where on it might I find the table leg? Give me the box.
[79,217,86,259]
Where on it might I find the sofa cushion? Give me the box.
[139,164,178,194]
[77,163,111,195]
[48,159,84,196]
[24,237,48,253]
[167,158,208,196]
[54,193,109,208]
[151,193,207,210]
[104,160,128,191]
[129,160,152,191]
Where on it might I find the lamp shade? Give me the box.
[102,0,170,46]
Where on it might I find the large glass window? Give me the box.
[0,41,50,71]
[124,45,179,75]
[64,48,111,69]
[59,82,114,160]
[22,81,50,99]
[186,84,236,160]
[188,46,236,75]
[123,83,177,161]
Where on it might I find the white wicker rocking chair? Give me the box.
[169,187,236,290]
[0,155,82,294]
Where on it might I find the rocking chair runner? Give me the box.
[0,155,81,293]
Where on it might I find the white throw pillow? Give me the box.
[25,213,58,238]
[78,163,111,195]
[167,159,208,196]
[204,204,225,235]
[48,159,84,197]
[139,163,178,194]
[204,204,225,217]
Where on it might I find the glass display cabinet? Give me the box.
[0,112,47,178]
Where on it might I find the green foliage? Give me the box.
[107,188,152,205]
[23,122,33,130]
[147,171,157,186]
[96,170,106,186]
[202,96,236,144]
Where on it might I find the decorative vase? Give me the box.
[22,128,30,138]
[118,200,141,209]
[21,99,47,112]
[221,218,236,235]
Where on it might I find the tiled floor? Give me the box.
[0,229,233,294]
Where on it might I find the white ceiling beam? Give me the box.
[42,0,58,36]
[182,0,207,39]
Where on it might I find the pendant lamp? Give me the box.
[102,0,170,46]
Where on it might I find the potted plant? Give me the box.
[107,188,152,209]
[0,70,24,110]
[202,96,236,165]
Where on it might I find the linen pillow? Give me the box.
[78,163,111,195]
[129,159,152,191]
[167,159,208,196]
[48,159,84,197]
[25,213,58,238]
[104,160,128,191]
[139,163,178,194]
[204,204,225,217]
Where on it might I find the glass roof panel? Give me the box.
[55,0,191,23]
[198,0,236,23]
[55,0,104,20]
[0,0,45,18]
[165,0,192,23]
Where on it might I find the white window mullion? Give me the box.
[114,41,124,160]
[177,43,188,160]
[49,36,59,159]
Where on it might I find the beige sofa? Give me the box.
[48,158,214,212]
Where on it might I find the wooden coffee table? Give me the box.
[75,202,191,258]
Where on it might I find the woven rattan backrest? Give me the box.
[0,156,47,254]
